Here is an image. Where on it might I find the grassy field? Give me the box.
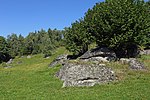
[0,47,150,100]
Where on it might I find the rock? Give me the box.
[49,54,68,67]
[67,55,79,60]
[27,55,31,59]
[140,49,150,55]
[4,66,12,69]
[80,47,116,61]
[129,58,145,70]
[45,57,50,59]
[56,63,116,87]
[6,59,13,65]
[119,58,130,64]
[82,57,109,63]
[91,57,109,62]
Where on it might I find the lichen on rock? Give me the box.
[56,62,116,87]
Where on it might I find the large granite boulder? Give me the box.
[80,47,116,61]
[49,54,68,67]
[129,58,145,70]
[56,62,116,87]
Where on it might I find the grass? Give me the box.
[0,47,150,100]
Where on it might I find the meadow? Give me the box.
[0,47,150,100]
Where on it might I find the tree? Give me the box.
[0,36,11,63]
[64,19,94,55]
[145,0,150,49]
[84,0,150,58]
[39,29,53,57]
[7,33,19,57]
[48,28,62,48]
[24,32,40,55]
[18,34,25,56]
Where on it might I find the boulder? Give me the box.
[49,54,68,67]
[6,59,13,65]
[45,57,50,59]
[129,58,145,70]
[80,47,116,61]
[119,58,130,64]
[27,55,31,59]
[82,57,109,64]
[140,49,150,55]
[56,62,116,87]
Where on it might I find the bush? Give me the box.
[43,51,52,58]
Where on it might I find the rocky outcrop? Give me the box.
[129,58,145,70]
[119,58,145,70]
[119,58,130,64]
[80,47,116,62]
[6,59,13,65]
[49,54,68,67]
[27,55,31,59]
[56,62,116,87]
[140,49,150,55]
[82,56,110,63]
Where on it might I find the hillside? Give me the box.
[0,47,150,100]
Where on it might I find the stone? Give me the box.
[46,57,50,59]
[6,59,13,65]
[4,66,12,69]
[129,58,145,70]
[56,62,116,87]
[81,57,109,64]
[49,54,68,67]
[91,57,109,62]
[80,47,116,61]
[27,55,31,59]
[140,49,150,55]
[119,58,130,64]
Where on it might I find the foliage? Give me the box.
[0,36,11,63]
[64,19,94,55]
[64,0,150,58]
[0,28,63,63]
[84,0,150,57]
[7,34,25,57]
[1,62,7,68]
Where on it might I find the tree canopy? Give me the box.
[0,36,11,63]
[0,28,63,63]
[0,0,150,63]
[64,0,150,58]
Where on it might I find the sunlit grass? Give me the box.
[0,48,150,100]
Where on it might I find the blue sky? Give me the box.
[0,0,104,37]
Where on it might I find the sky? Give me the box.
[0,0,104,37]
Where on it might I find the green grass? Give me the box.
[0,47,150,100]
